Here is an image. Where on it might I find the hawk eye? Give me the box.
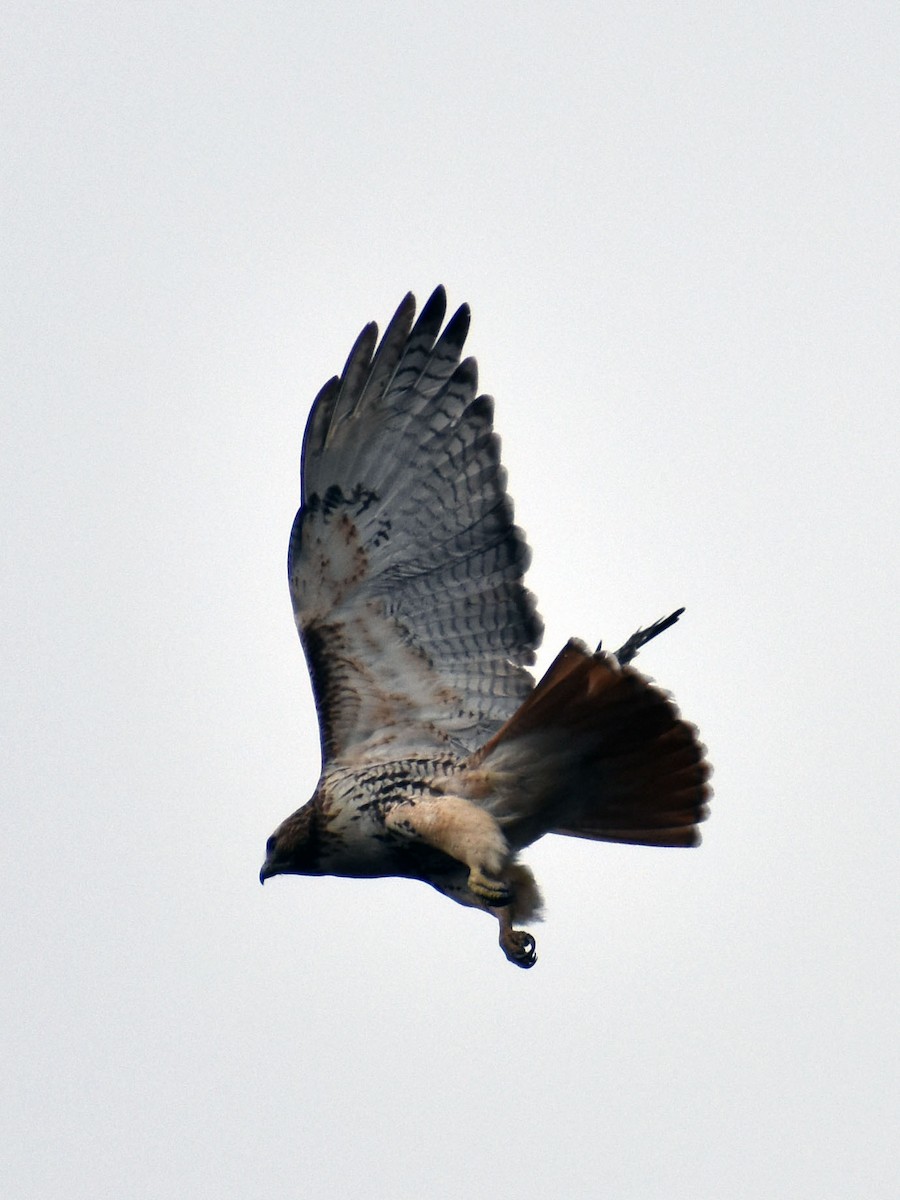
[265,835,277,856]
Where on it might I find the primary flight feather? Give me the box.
[260,287,710,967]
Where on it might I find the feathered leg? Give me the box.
[385,796,514,905]
[426,861,542,968]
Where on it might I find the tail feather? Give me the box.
[613,607,685,665]
[469,638,710,850]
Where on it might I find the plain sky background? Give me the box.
[3,3,898,1198]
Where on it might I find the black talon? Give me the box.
[500,929,538,968]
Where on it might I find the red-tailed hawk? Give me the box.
[260,288,710,967]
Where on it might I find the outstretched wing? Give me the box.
[288,287,543,765]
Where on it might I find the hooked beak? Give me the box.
[259,860,273,885]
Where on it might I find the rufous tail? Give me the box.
[470,638,711,849]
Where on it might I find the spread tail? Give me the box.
[469,633,711,850]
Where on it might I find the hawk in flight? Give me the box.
[260,288,710,967]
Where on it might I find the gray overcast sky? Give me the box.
[3,3,897,1197]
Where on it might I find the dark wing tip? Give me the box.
[423,283,447,311]
[413,286,448,336]
[300,375,341,491]
[387,291,417,335]
[467,391,493,423]
[442,302,471,351]
[453,355,479,393]
[340,320,379,383]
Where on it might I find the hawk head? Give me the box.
[259,802,318,883]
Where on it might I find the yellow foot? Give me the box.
[500,928,537,969]
[467,866,513,907]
